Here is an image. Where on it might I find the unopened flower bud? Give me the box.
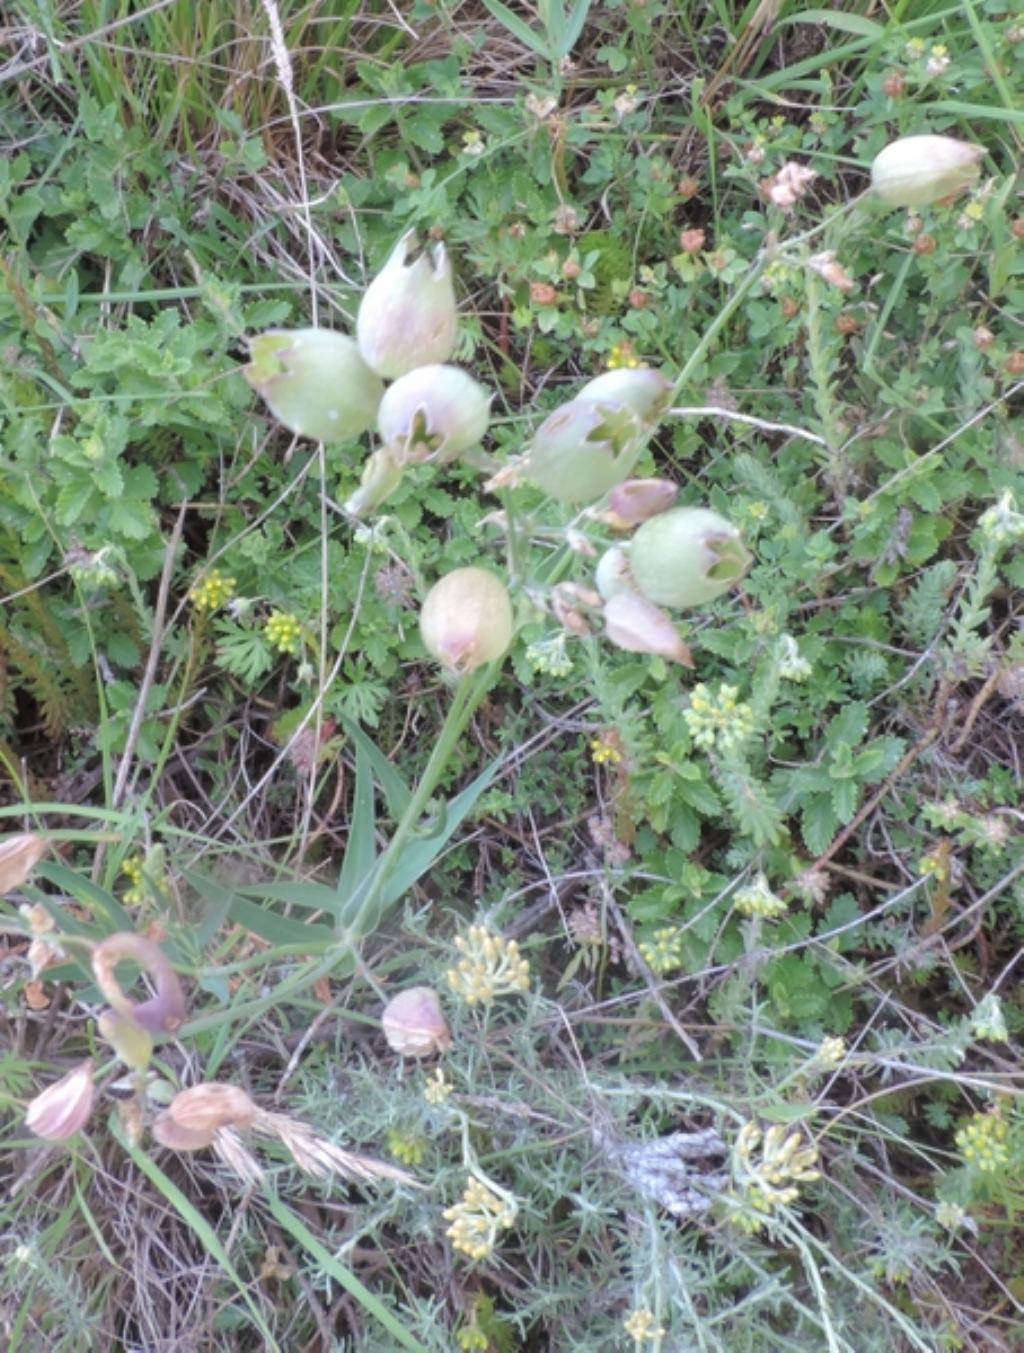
[244,329,384,443]
[381,987,452,1057]
[25,1060,95,1141]
[629,506,752,609]
[607,478,679,527]
[679,228,705,254]
[973,326,995,351]
[577,368,673,424]
[603,592,694,667]
[98,1009,154,1070]
[357,231,458,378]
[420,567,514,673]
[377,364,491,463]
[870,134,984,208]
[526,399,642,504]
[344,448,405,517]
[0,833,46,893]
[882,71,905,98]
[594,546,635,600]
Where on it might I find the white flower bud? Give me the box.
[526,399,642,504]
[420,567,514,673]
[870,134,984,209]
[629,506,751,609]
[245,329,383,442]
[26,1060,95,1141]
[357,231,458,378]
[603,591,694,666]
[377,364,491,463]
[576,368,672,424]
[594,546,634,600]
[381,987,452,1058]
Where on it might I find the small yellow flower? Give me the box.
[386,1130,426,1167]
[190,568,237,613]
[730,1119,821,1226]
[265,611,303,655]
[683,683,754,752]
[639,925,684,976]
[624,1308,665,1342]
[733,873,788,920]
[423,1067,453,1105]
[955,1110,1009,1172]
[815,1036,847,1069]
[443,1175,518,1260]
[590,734,623,766]
[605,341,645,371]
[446,925,531,1006]
[457,1327,489,1351]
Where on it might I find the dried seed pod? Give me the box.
[156,1082,258,1150]
[0,833,46,893]
[420,568,514,673]
[25,1060,95,1141]
[357,231,458,378]
[603,592,694,667]
[381,987,452,1058]
[871,134,984,209]
[629,506,752,610]
[244,328,384,443]
[607,478,679,528]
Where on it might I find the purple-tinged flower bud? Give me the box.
[594,546,635,600]
[357,231,458,378]
[607,478,679,528]
[25,1060,95,1141]
[420,567,514,673]
[0,833,47,893]
[629,506,752,609]
[377,364,491,463]
[244,328,383,443]
[871,135,984,209]
[577,368,672,424]
[91,932,187,1035]
[526,399,642,504]
[603,592,694,667]
[382,987,452,1058]
[344,448,405,517]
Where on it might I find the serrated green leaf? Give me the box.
[802,794,837,856]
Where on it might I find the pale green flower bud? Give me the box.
[98,1009,154,1070]
[245,329,383,443]
[603,591,694,666]
[377,364,491,463]
[357,231,458,378]
[577,367,672,423]
[25,1060,95,1141]
[630,506,752,609]
[594,546,634,600]
[526,399,642,504]
[607,477,678,527]
[420,567,514,673]
[344,448,405,517]
[870,134,984,208]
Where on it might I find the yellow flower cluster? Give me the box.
[423,1067,453,1105]
[443,1176,518,1260]
[190,568,237,613]
[955,1111,1009,1172]
[606,341,645,370]
[639,925,684,976]
[121,854,146,906]
[731,1121,821,1228]
[446,925,531,1006]
[590,735,623,766]
[815,1036,847,1069]
[386,1130,426,1167]
[733,873,788,920]
[265,611,303,655]
[456,1327,489,1352]
[624,1308,666,1342]
[683,683,754,752]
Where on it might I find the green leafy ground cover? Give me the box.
[1,2,1023,1349]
